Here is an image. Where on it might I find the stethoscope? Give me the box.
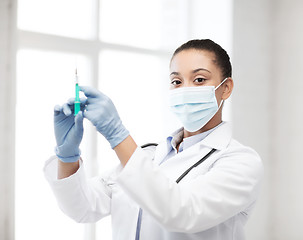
[135,143,217,239]
[141,143,217,183]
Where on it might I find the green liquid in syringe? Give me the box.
[74,83,80,115]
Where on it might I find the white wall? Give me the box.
[0,0,16,239]
[232,0,272,239]
[233,0,303,239]
[271,0,303,239]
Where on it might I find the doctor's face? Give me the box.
[169,48,233,135]
[169,49,229,107]
[169,49,224,90]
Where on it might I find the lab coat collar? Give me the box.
[154,122,232,165]
[167,122,232,151]
[199,121,232,150]
[154,122,231,180]
[166,128,184,152]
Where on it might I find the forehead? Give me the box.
[170,49,220,75]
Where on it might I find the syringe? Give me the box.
[74,68,81,116]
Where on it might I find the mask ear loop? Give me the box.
[214,77,228,91]
[215,77,228,109]
[218,99,224,109]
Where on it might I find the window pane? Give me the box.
[15,50,91,240]
[17,0,95,39]
[99,0,189,50]
[96,49,174,238]
[99,50,169,146]
[99,0,161,49]
[97,50,181,171]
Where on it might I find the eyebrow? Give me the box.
[170,68,211,76]
[192,68,211,73]
[170,71,179,76]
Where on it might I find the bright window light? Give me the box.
[17,0,95,39]
[95,50,172,239]
[15,49,91,240]
[99,0,162,49]
[96,50,171,172]
[99,50,167,145]
[99,0,193,50]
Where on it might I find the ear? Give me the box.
[222,77,234,100]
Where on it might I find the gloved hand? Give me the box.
[54,101,84,162]
[80,86,129,148]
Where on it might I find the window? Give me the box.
[15,0,232,239]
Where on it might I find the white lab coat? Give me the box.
[44,122,263,240]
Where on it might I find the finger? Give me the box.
[54,105,62,116]
[67,98,86,111]
[80,102,87,112]
[68,97,87,106]
[85,104,101,111]
[80,97,87,105]
[67,98,85,114]
[82,110,92,120]
[62,103,72,116]
[54,104,62,112]
[74,111,84,132]
[79,86,103,98]
[67,98,75,105]
[86,98,100,106]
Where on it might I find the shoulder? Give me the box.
[228,138,262,163]
[212,138,264,180]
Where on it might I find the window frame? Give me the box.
[15,0,179,239]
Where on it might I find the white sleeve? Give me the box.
[116,146,263,233]
[43,156,119,223]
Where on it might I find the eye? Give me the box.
[171,79,182,86]
[194,77,206,83]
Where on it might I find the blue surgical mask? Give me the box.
[169,78,227,132]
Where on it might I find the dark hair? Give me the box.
[172,39,232,78]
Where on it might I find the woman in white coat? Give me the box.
[44,39,263,240]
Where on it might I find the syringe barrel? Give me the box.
[74,83,80,115]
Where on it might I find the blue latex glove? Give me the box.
[80,86,129,148]
[54,101,84,162]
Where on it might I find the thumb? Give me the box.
[74,111,84,133]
